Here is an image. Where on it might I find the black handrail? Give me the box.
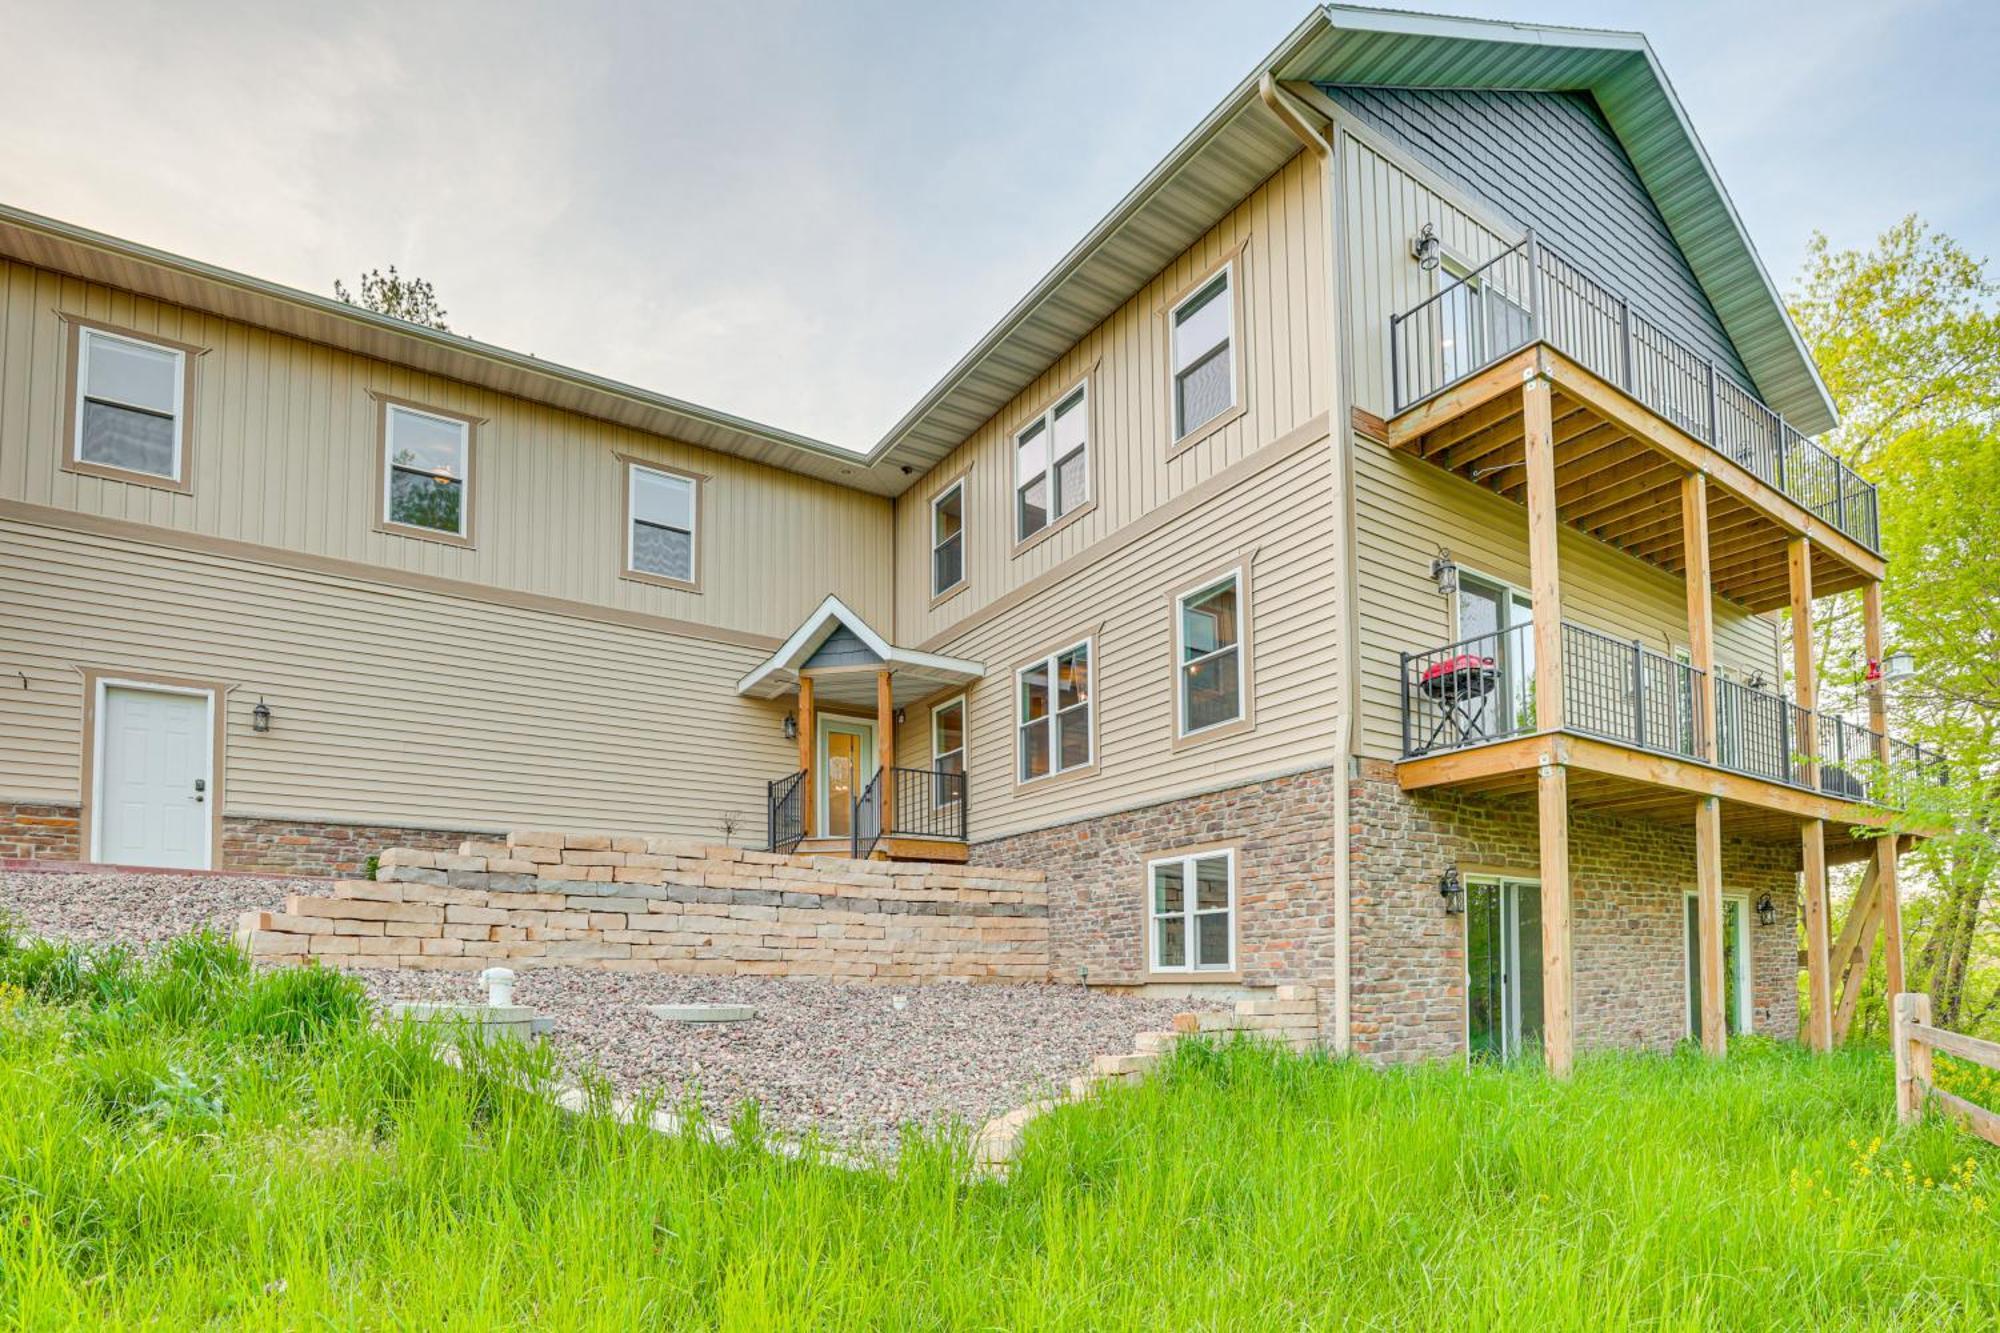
[1388,230,1879,552]
[851,767,884,860]
[766,769,806,854]
[849,765,969,858]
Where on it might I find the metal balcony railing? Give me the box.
[766,769,806,853]
[1388,231,1879,552]
[768,765,970,858]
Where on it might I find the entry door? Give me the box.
[1466,876,1544,1061]
[1456,574,1535,741]
[817,718,875,837]
[96,684,211,869]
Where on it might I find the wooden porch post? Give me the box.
[876,669,895,836]
[1525,373,1573,1077]
[1790,537,1833,1051]
[797,674,816,839]
[1683,472,1725,1056]
[1863,580,1907,1000]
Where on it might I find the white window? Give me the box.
[1150,849,1235,973]
[1178,572,1244,735]
[931,480,965,596]
[1683,892,1752,1037]
[627,462,698,585]
[931,695,966,808]
[1017,640,1091,782]
[383,404,470,537]
[1171,265,1236,440]
[74,327,185,481]
[1015,382,1088,541]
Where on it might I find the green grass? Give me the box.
[0,930,1994,1328]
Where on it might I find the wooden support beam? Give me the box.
[1695,794,1727,1056]
[1863,580,1907,1003]
[1523,375,1564,733]
[1833,882,1882,1045]
[1539,762,1575,1078]
[797,675,816,838]
[1388,348,1543,448]
[1789,536,1819,786]
[1682,472,1716,759]
[876,669,895,836]
[1801,817,1834,1052]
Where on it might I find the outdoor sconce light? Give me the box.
[1430,546,1459,599]
[1439,867,1466,916]
[1756,894,1778,928]
[893,707,907,726]
[251,698,272,733]
[1411,221,1442,272]
[782,712,798,742]
[1882,650,1916,683]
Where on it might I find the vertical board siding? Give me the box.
[892,151,1330,646]
[0,260,891,640]
[1,519,794,836]
[1328,86,1751,417]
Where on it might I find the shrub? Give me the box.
[225,964,369,1048]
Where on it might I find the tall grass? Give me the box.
[0,930,1993,1328]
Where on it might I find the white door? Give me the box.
[96,685,212,869]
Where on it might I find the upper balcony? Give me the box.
[1385,234,1880,612]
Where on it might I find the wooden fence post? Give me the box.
[1894,992,1932,1124]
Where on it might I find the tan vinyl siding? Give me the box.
[892,150,1331,646]
[0,260,890,640]
[1,517,794,836]
[934,439,1340,842]
[1352,434,1780,760]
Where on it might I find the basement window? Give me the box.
[1150,849,1236,973]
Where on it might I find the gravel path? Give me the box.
[1,869,301,947]
[367,969,1192,1156]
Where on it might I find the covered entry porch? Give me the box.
[738,597,985,861]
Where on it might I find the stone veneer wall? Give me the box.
[0,800,81,862]
[237,830,1049,982]
[1349,761,1801,1061]
[971,767,1344,987]
[0,802,480,877]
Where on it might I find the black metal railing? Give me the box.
[846,765,970,859]
[1400,620,1538,758]
[766,769,806,854]
[1388,230,1879,552]
[1561,623,1704,760]
[852,768,884,860]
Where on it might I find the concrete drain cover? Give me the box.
[648,1003,755,1023]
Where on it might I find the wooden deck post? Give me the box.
[1680,472,1716,758]
[876,668,895,835]
[1694,794,1727,1056]
[797,674,816,838]
[1863,580,1907,1001]
[1538,762,1575,1078]
[1790,537,1833,1052]
[1523,373,1564,731]
[1832,859,1882,1044]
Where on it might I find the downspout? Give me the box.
[1259,74,1360,1055]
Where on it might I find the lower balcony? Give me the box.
[768,765,968,862]
[1398,620,1945,856]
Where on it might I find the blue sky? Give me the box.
[1,0,1990,448]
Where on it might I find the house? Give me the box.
[0,6,1935,1070]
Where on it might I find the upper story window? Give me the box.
[1150,848,1235,974]
[931,479,965,597]
[626,461,699,588]
[1015,382,1088,543]
[1017,639,1091,783]
[1171,263,1236,441]
[931,695,966,808]
[381,402,472,542]
[1178,572,1245,736]
[72,326,187,484]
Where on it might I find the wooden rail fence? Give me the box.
[1893,992,2000,1148]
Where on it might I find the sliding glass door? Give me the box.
[1466,876,1544,1061]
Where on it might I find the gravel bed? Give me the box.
[367,969,1194,1156]
[1,869,300,947]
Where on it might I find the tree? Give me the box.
[1791,217,2000,1033]
[333,265,452,332]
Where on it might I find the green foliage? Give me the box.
[332,265,451,332]
[223,964,369,1048]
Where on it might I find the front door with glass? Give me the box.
[1684,894,1751,1038]
[817,719,875,838]
[1466,876,1544,1061]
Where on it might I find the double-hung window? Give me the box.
[627,462,699,587]
[1171,264,1236,441]
[73,326,187,483]
[1015,382,1088,542]
[931,696,966,808]
[1178,572,1245,735]
[1017,640,1091,782]
[382,403,471,539]
[931,480,965,596]
[1150,849,1235,973]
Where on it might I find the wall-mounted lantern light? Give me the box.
[252,698,272,733]
[1882,650,1916,683]
[782,712,798,742]
[1439,867,1465,916]
[1430,546,1459,599]
[1756,893,1778,928]
[1411,222,1442,272]
[893,707,907,726]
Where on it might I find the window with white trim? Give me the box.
[383,404,469,537]
[1178,572,1244,734]
[1150,849,1235,972]
[74,327,185,480]
[1171,265,1235,440]
[1017,640,1090,782]
[931,695,966,808]
[1015,382,1088,541]
[931,480,965,596]
[627,462,697,584]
